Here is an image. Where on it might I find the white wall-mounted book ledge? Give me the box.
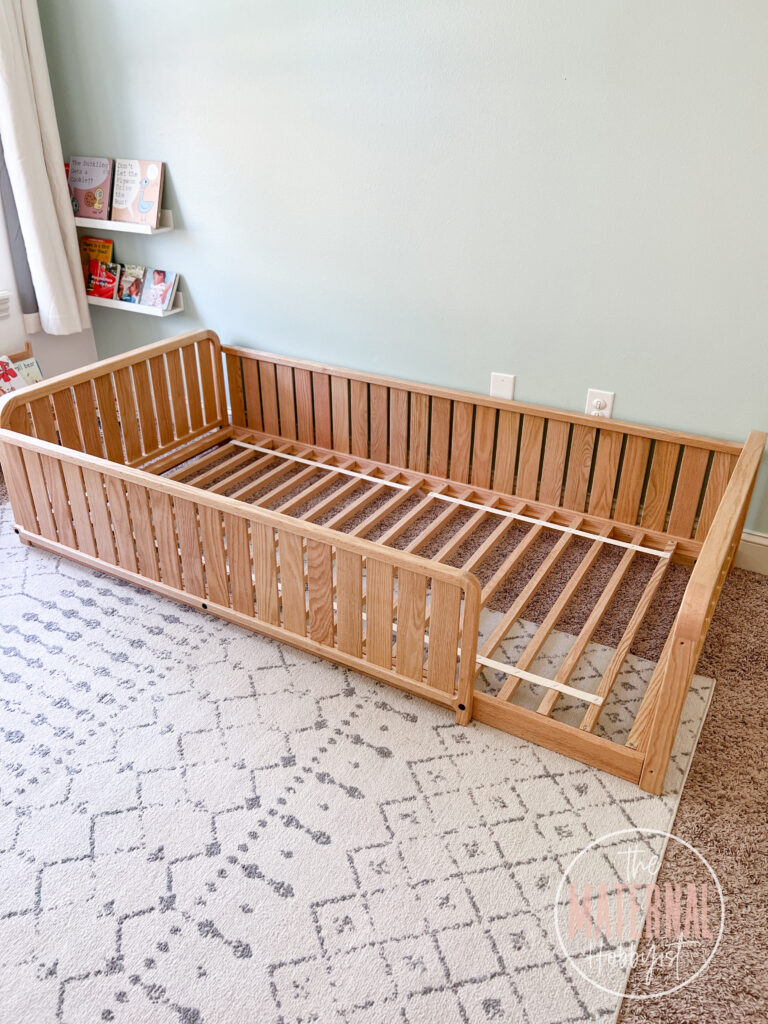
[87,291,184,317]
[74,209,174,235]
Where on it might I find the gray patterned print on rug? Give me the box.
[0,484,713,1024]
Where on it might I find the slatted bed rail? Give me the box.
[3,330,227,468]
[1,331,763,793]
[225,345,744,543]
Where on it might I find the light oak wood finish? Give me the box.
[1,332,762,793]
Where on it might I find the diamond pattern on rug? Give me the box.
[0,484,713,1024]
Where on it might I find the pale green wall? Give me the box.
[39,1,768,532]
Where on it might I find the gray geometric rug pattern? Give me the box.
[0,484,714,1024]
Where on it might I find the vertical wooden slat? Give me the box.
[0,443,38,533]
[336,549,363,657]
[429,396,451,478]
[641,441,680,531]
[696,451,737,539]
[242,358,263,431]
[226,353,246,429]
[174,498,205,596]
[28,396,58,443]
[199,505,229,605]
[50,390,82,450]
[253,522,280,625]
[350,380,369,458]
[538,419,570,506]
[426,580,461,693]
[493,410,520,494]
[259,361,280,435]
[294,368,314,444]
[366,558,393,669]
[516,415,545,500]
[113,368,142,462]
[164,349,190,438]
[73,381,105,457]
[182,345,204,432]
[312,372,332,449]
[224,513,254,615]
[562,423,596,512]
[396,570,427,681]
[147,357,174,447]
[149,490,182,589]
[367,383,388,462]
[105,475,138,572]
[81,469,116,562]
[588,429,623,519]
[331,376,350,453]
[613,434,651,525]
[307,539,335,645]
[280,530,306,635]
[93,375,125,462]
[450,401,474,484]
[389,389,409,467]
[40,455,76,548]
[21,448,56,539]
[276,363,297,440]
[471,405,497,489]
[667,447,710,538]
[130,361,159,454]
[126,482,159,580]
[197,339,219,425]
[409,393,429,473]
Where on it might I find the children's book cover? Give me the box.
[79,237,114,284]
[140,269,178,311]
[68,157,113,219]
[118,265,146,304]
[0,356,27,394]
[87,260,121,299]
[111,160,165,227]
[13,357,44,385]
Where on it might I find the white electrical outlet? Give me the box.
[586,388,615,418]
[490,372,516,400]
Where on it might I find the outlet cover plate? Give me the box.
[490,372,516,401]
[586,388,615,418]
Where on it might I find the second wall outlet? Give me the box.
[490,372,516,400]
[586,388,615,418]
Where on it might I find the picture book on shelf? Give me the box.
[87,260,121,300]
[68,157,113,220]
[79,237,114,284]
[0,356,27,395]
[14,356,44,386]
[118,265,146,304]
[111,160,165,228]
[140,269,178,311]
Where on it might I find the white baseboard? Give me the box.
[735,530,768,575]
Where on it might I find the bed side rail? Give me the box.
[629,430,766,793]
[0,430,481,723]
[222,344,743,542]
[0,330,226,468]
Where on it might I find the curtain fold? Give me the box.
[0,0,89,335]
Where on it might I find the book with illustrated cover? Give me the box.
[87,260,121,299]
[0,355,27,394]
[79,236,114,284]
[13,356,44,385]
[117,264,146,303]
[140,268,178,311]
[68,157,113,220]
[111,160,165,228]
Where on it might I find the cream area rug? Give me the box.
[0,484,714,1024]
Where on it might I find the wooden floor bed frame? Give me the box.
[0,330,763,793]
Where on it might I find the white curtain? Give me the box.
[0,0,89,335]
